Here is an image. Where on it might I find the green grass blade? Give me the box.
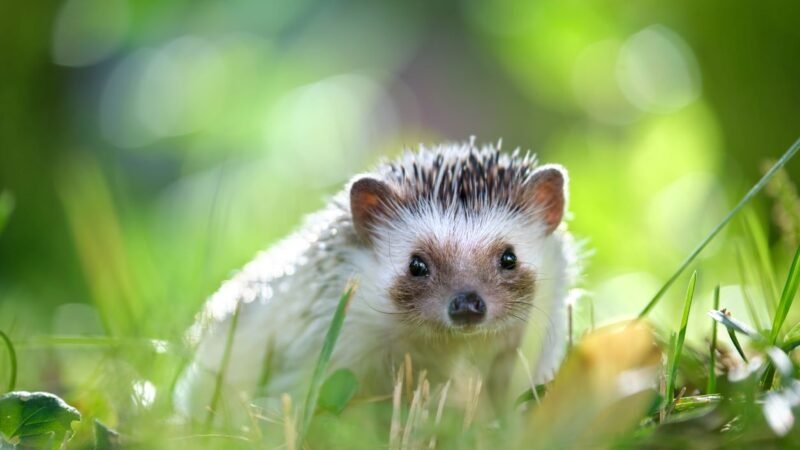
[707,285,720,394]
[0,330,17,392]
[761,345,796,391]
[204,301,243,429]
[781,323,800,352]
[744,209,779,314]
[735,241,766,330]
[707,309,754,362]
[782,337,800,352]
[299,282,357,444]
[666,271,697,408]
[726,328,748,362]
[672,394,723,415]
[0,191,13,235]
[638,136,800,318]
[769,244,800,344]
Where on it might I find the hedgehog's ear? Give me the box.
[350,177,397,245]
[523,165,567,234]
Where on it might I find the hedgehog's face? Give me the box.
[385,231,539,332]
[349,153,566,334]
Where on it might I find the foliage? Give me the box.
[317,369,359,416]
[0,392,80,449]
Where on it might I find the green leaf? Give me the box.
[0,391,81,449]
[93,419,120,450]
[317,369,359,415]
[514,384,549,408]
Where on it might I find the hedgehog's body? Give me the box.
[175,142,579,420]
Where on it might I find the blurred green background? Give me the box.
[1,0,800,429]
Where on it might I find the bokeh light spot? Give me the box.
[52,0,128,67]
[617,25,701,113]
[572,40,640,124]
[264,74,398,186]
[136,36,226,139]
[132,379,157,409]
[100,49,159,148]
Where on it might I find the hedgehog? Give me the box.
[174,140,579,421]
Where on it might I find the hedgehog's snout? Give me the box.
[447,291,486,326]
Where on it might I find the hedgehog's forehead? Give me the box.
[380,145,537,212]
[377,204,525,254]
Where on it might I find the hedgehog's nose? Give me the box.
[448,291,486,325]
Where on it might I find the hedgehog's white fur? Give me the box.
[174,141,579,421]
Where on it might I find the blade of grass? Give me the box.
[707,285,720,394]
[665,271,697,409]
[283,394,296,450]
[15,335,168,351]
[204,301,243,429]
[661,331,677,422]
[0,191,14,235]
[762,245,800,390]
[707,309,755,362]
[726,328,748,363]
[769,244,800,344]
[298,282,357,445]
[781,323,800,352]
[735,241,766,330]
[58,158,139,336]
[0,330,17,392]
[744,209,780,314]
[672,394,723,414]
[761,345,796,391]
[638,136,800,318]
[0,194,13,390]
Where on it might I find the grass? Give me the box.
[299,282,356,445]
[707,285,720,394]
[3,139,800,449]
[665,271,697,409]
[762,244,800,390]
[638,135,800,318]
[769,245,800,344]
[744,208,781,314]
[205,301,243,428]
[0,329,16,392]
[0,191,13,235]
[0,193,17,393]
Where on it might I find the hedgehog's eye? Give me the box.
[500,249,517,270]
[409,255,429,277]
